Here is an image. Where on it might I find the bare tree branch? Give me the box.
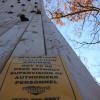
[51,8,100,19]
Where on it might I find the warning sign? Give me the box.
[0,56,77,100]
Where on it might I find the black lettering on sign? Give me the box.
[0,57,77,100]
[12,98,28,100]
[30,97,60,100]
[15,80,57,84]
[22,86,50,95]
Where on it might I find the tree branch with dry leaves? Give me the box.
[46,0,100,46]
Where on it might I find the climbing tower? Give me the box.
[0,0,100,100]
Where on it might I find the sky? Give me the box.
[44,0,100,85]
[56,21,100,84]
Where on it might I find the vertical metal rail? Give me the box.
[40,0,47,56]
[59,56,77,100]
[41,15,47,56]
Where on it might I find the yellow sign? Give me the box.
[0,57,80,100]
